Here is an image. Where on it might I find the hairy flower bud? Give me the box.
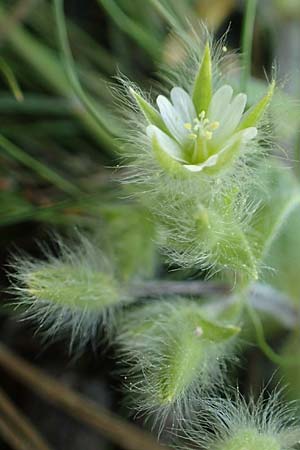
[187,392,300,450]
[116,298,239,420]
[9,235,129,350]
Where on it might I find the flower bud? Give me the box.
[188,393,300,450]
[116,298,239,418]
[10,235,127,350]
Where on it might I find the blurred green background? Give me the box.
[1,1,300,449]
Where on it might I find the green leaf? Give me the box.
[192,43,212,114]
[262,189,300,303]
[238,81,275,130]
[0,58,23,102]
[249,162,300,264]
[199,317,240,342]
[129,87,169,134]
[0,4,117,151]
[0,134,80,196]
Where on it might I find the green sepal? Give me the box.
[129,87,169,134]
[151,133,188,177]
[192,42,212,114]
[199,317,240,342]
[204,139,242,175]
[238,81,275,130]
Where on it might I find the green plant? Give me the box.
[3,0,300,448]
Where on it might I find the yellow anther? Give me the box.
[209,121,220,131]
[187,111,219,142]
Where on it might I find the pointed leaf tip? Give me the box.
[200,317,241,342]
[238,80,275,131]
[192,42,212,114]
[129,87,169,134]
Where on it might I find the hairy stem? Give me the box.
[131,280,230,298]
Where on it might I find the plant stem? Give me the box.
[131,280,230,298]
[246,303,300,366]
[241,0,257,92]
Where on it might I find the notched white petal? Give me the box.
[211,93,248,144]
[222,93,247,134]
[156,95,188,145]
[147,125,185,162]
[208,85,233,122]
[170,87,196,124]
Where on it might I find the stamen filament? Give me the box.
[184,111,219,163]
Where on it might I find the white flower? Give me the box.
[147,85,257,173]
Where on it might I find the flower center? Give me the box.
[184,111,219,142]
[184,111,219,164]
